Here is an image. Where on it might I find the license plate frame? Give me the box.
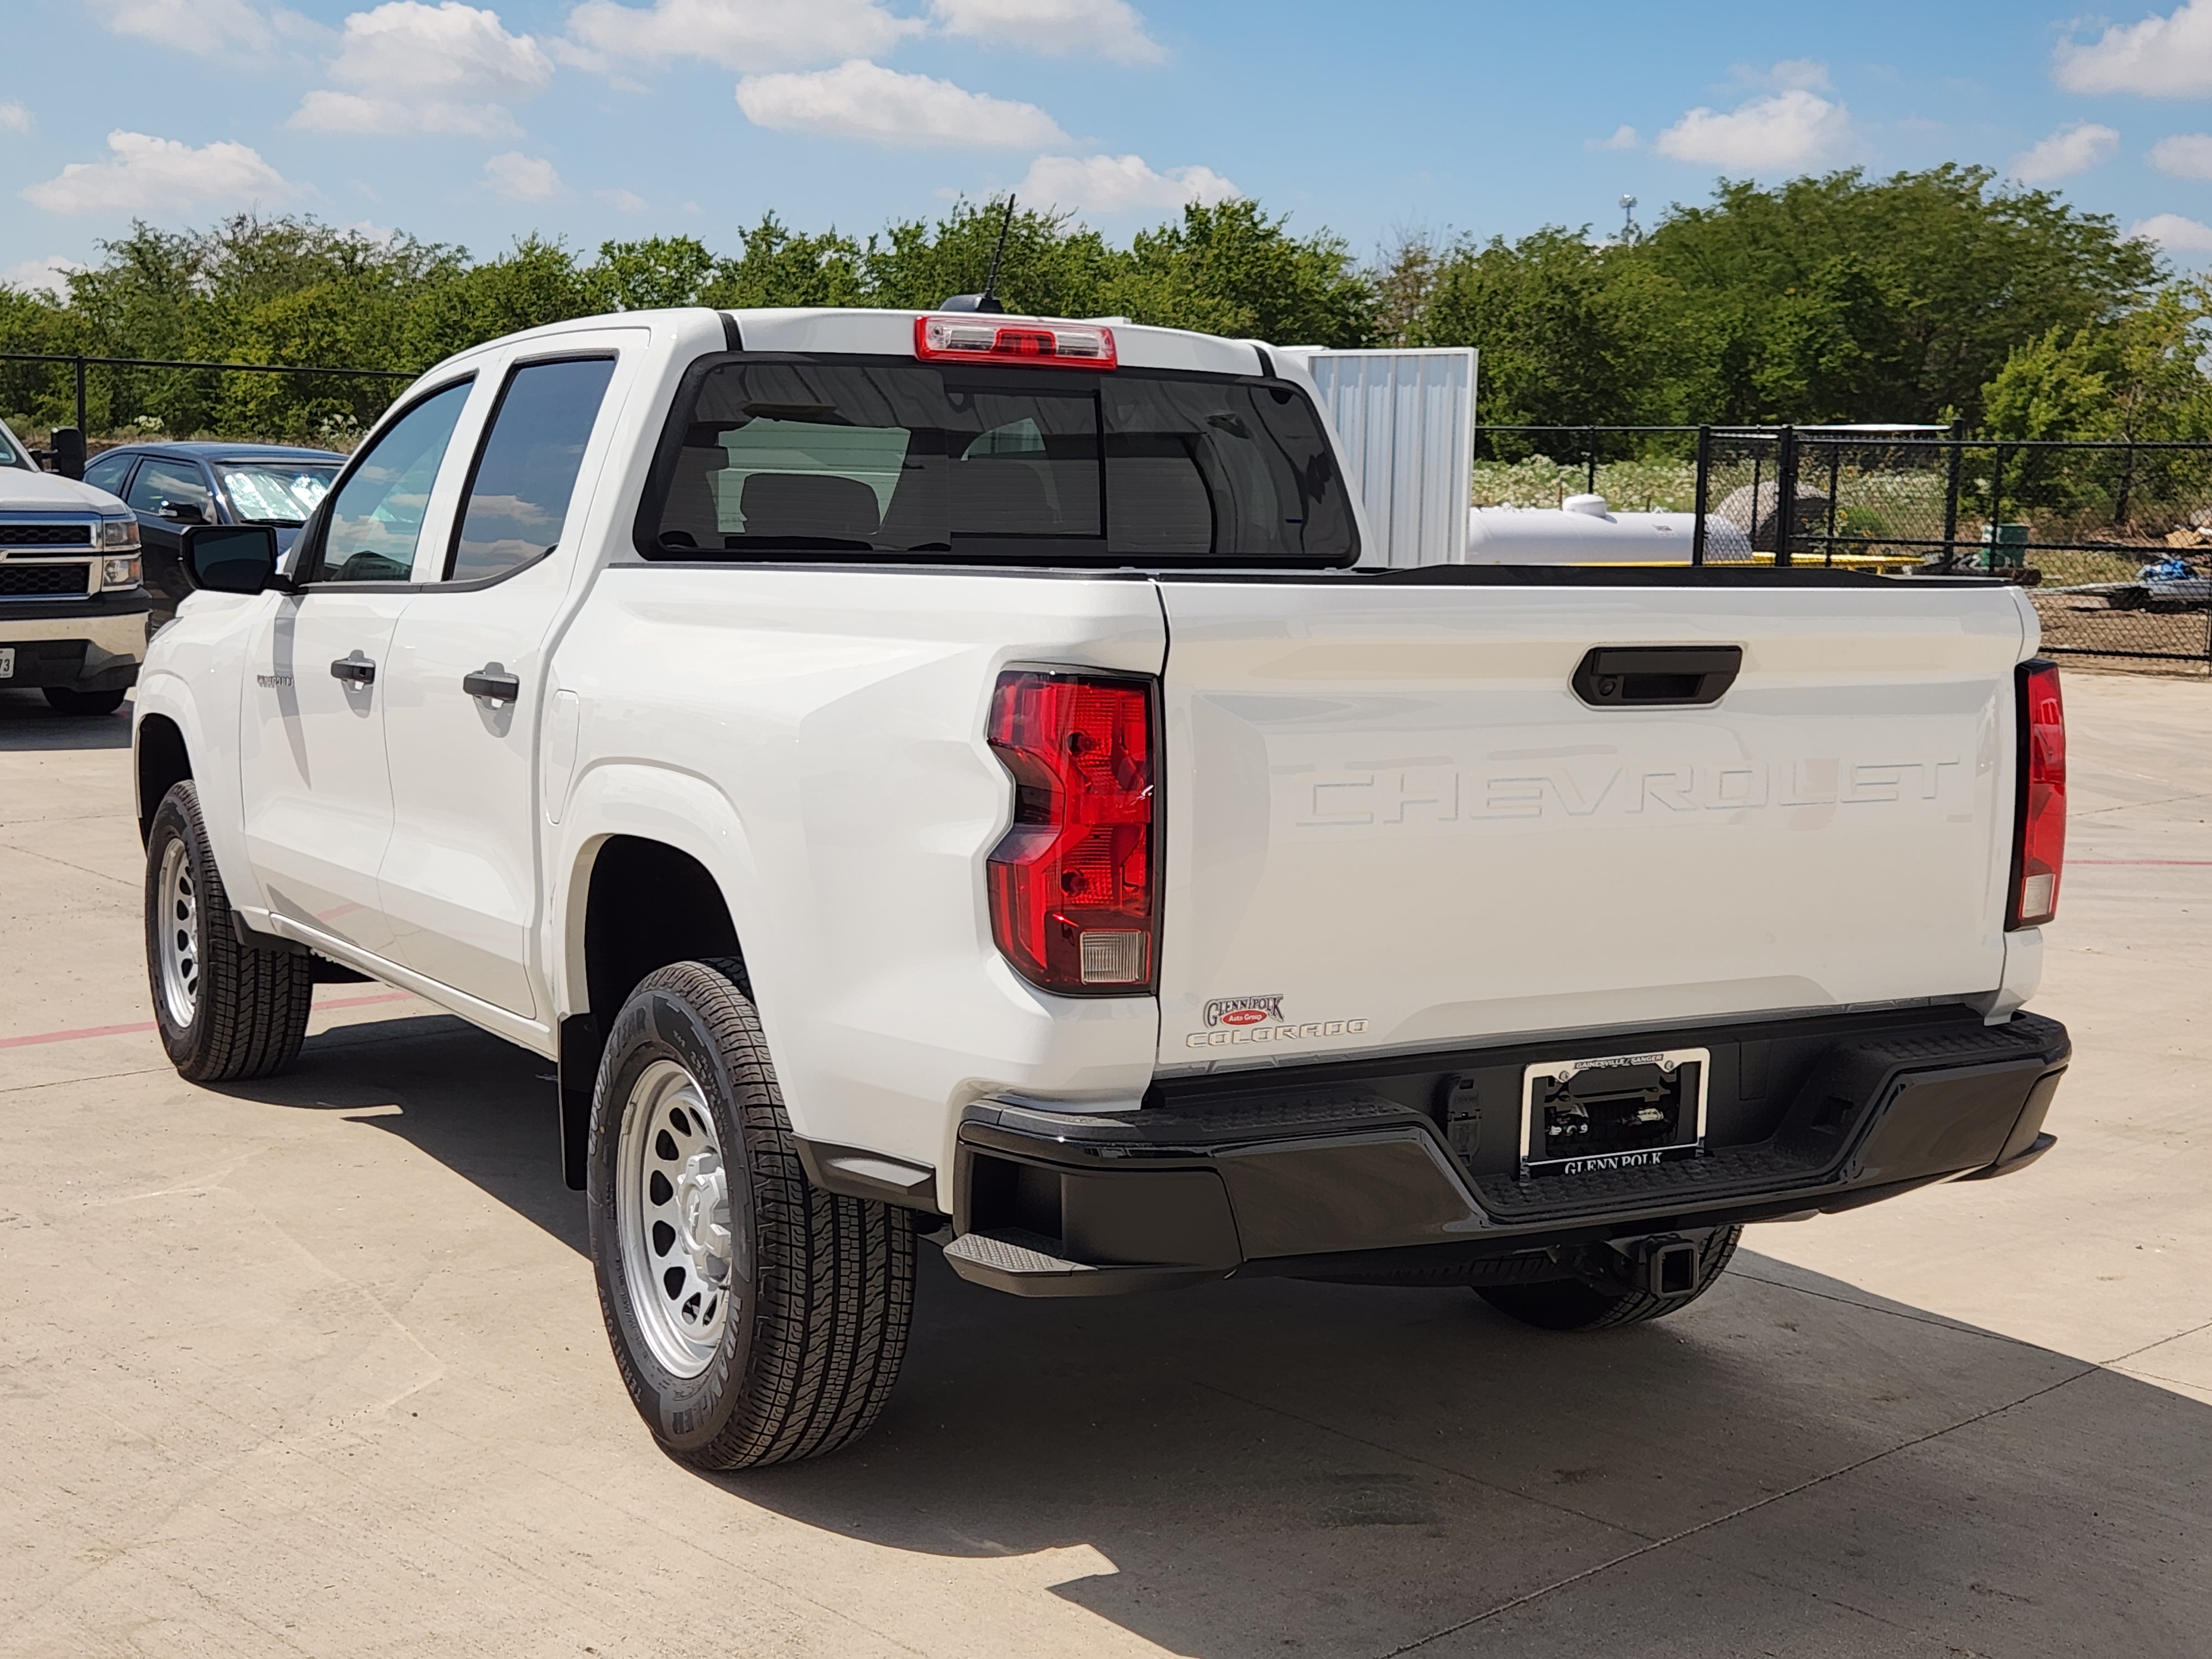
[1519,1046,1709,1178]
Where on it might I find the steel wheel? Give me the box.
[155,833,200,1030]
[615,1058,735,1378]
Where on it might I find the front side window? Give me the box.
[127,459,212,518]
[310,380,471,583]
[218,463,337,526]
[644,359,1353,567]
[447,357,616,582]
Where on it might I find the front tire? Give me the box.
[144,781,315,1082]
[1477,1226,1742,1331]
[588,959,914,1468]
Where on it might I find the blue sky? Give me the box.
[13,0,2212,288]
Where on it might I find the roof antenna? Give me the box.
[938,195,1015,313]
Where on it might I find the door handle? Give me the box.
[1571,646,1741,707]
[463,665,521,705]
[330,654,376,686]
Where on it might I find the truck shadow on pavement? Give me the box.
[0,690,134,750]
[222,1010,587,1254]
[244,1011,2212,1659]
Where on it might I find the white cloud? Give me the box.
[736,60,1067,147]
[2011,121,2120,182]
[2057,1,2212,98]
[559,0,916,72]
[4,256,77,296]
[1655,87,1854,170]
[1587,124,1639,152]
[2132,212,2212,253]
[599,187,649,212]
[88,0,278,55]
[483,151,562,200]
[1016,152,1238,213]
[0,102,30,133]
[291,2,550,136]
[928,0,1163,64]
[2151,132,2212,178]
[22,131,293,216]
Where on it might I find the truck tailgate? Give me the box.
[1156,578,2028,1067]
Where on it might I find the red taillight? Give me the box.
[916,315,1117,369]
[985,670,1156,992]
[2010,659,2065,928]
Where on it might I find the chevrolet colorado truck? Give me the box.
[0,417,147,714]
[132,306,2071,1469]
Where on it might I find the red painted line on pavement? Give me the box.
[2072,858,2212,866]
[0,1018,156,1050]
[0,990,415,1052]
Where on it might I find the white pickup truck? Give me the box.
[0,418,149,713]
[132,305,2072,1469]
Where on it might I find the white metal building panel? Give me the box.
[1290,347,1477,567]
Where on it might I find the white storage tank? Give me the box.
[1464,494,1753,565]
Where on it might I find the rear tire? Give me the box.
[144,780,314,1082]
[1477,1226,1742,1331]
[588,958,914,1468]
[45,686,127,716]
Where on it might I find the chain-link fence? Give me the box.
[1477,425,2212,674]
[1,352,411,453]
[1696,427,2212,672]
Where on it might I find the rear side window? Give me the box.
[447,357,617,582]
[641,358,1354,567]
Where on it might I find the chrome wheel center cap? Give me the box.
[675,1152,731,1285]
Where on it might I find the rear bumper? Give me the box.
[0,593,149,690]
[944,1006,2070,1296]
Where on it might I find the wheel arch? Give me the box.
[551,763,771,1187]
[134,711,193,847]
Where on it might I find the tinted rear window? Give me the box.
[640,358,1355,567]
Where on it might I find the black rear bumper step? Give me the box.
[942,1229,1225,1297]
[946,1007,2070,1296]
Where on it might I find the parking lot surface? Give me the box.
[2,671,2208,1658]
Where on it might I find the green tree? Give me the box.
[1643,165,2160,426]
[1368,228,1443,348]
[1418,227,1684,432]
[398,236,596,369]
[1985,284,2212,442]
[860,197,1118,317]
[1105,200,1374,346]
[589,236,717,310]
[701,215,867,309]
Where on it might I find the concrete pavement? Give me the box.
[1,671,2208,1658]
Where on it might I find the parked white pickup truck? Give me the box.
[0,416,148,713]
[133,306,2072,1469]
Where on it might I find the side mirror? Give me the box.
[182,523,279,595]
[48,427,85,481]
[160,501,208,524]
